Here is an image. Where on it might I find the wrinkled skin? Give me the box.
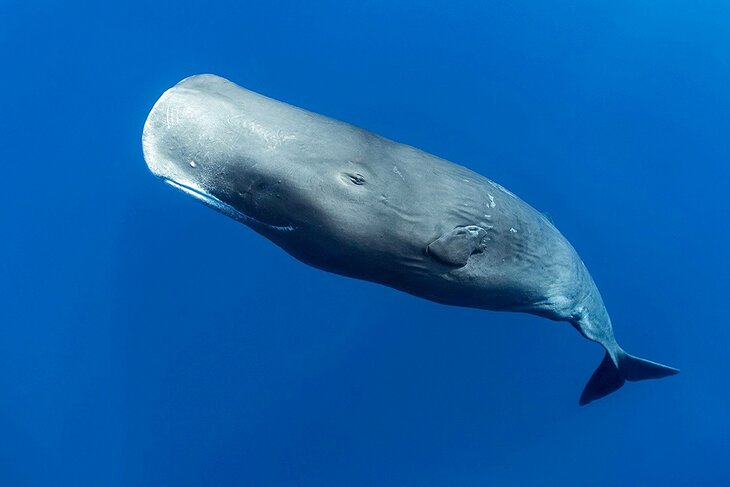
[143,74,677,404]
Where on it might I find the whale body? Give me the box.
[142,74,678,404]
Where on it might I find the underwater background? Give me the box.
[1,1,728,485]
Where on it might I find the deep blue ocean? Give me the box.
[2,1,728,485]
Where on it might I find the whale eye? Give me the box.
[346,173,366,185]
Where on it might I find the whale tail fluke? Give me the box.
[579,352,625,405]
[579,349,679,406]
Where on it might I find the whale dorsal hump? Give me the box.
[427,225,488,267]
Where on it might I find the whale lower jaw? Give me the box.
[163,179,295,232]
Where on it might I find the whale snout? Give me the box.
[142,85,193,183]
[142,75,306,233]
[142,75,279,194]
[142,77,238,219]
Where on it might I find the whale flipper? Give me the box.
[580,349,680,405]
[427,225,488,267]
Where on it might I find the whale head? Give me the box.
[142,74,401,271]
[141,75,318,233]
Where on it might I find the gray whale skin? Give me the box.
[142,74,678,405]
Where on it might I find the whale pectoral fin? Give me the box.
[427,225,488,267]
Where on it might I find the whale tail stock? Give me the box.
[579,348,679,406]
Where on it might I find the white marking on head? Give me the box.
[227,115,296,150]
[392,165,405,180]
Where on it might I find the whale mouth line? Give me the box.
[163,178,295,232]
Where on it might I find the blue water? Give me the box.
[1,1,728,485]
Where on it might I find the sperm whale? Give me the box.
[142,74,678,404]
